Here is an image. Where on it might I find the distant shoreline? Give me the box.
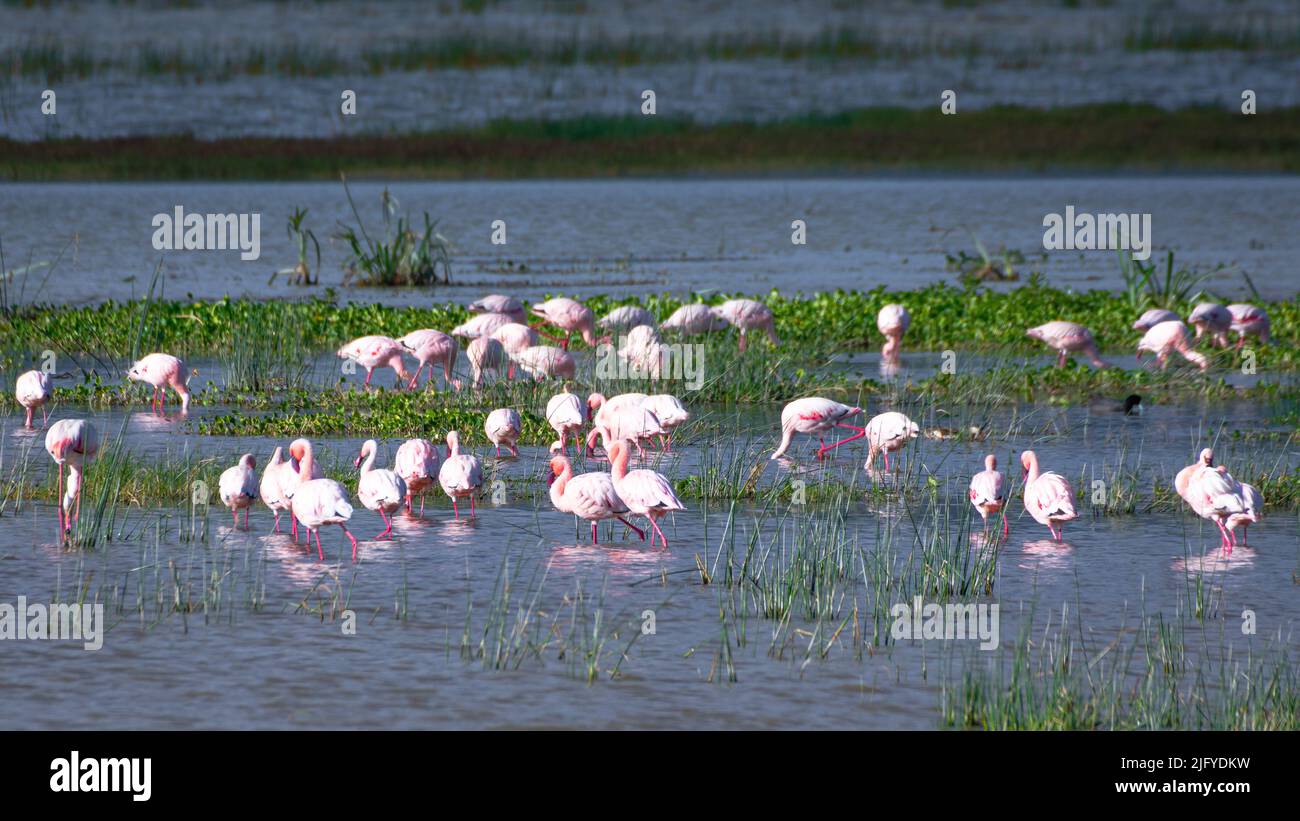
[6,105,1299,181]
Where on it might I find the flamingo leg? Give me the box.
[738,333,747,354]
[243,507,249,528]
[407,364,424,390]
[616,516,646,541]
[232,510,238,528]
[363,368,374,387]
[495,445,501,457]
[817,423,866,457]
[649,516,669,548]
[342,525,358,561]
[56,466,65,534]
[273,511,281,533]
[452,499,460,520]
[883,451,892,472]
[24,407,33,429]
[419,495,426,517]
[377,510,392,540]
[314,529,324,560]
[470,495,476,518]
[510,444,519,457]
[591,521,598,544]
[1002,514,1009,537]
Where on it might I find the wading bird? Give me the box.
[969,454,1007,536]
[531,297,601,350]
[44,419,99,535]
[1175,448,1244,549]
[490,323,540,379]
[337,336,413,388]
[438,431,483,519]
[469,294,526,323]
[284,439,357,560]
[660,303,727,336]
[355,439,407,540]
[770,397,864,460]
[1136,320,1208,371]
[127,352,193,413]
[1226,480,1264,546]
[15,369,51,429]
[1188,303,1232,348]
[1020,450,1077,542]
[607,440,684,548]
[877,304,910,361]
[513,345,576,380]
[398,329,460,391]
[864,411,919,471]
[218,453,258,529]
[642,394,689,451]
[546,391,589,455]
[452,311,516,340]
[276,438,325,541]
[466,336,506,388]
[485,408,522,457]
[1026,321,1107,368]
[394,438,441,516]
[599,305,656,333]
[1132,308,1179,332]
[1227,303,1270,348]
[711,299,779,352]
[547,453,643,544]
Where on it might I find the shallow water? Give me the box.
[4,176,1300,308]
[0,386,1295,729]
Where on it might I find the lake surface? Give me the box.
[4,176,1299,307]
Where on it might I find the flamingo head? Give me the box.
[1019,450,1037,480]
[586,393,606,416]
[289,438,310,463]
[546,454,569,486]
[1199,448,1214,466]
[445,430,460,457]
[240,453,256,470]
[984,454,997,471]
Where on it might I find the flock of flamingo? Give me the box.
[13,293,1270,558]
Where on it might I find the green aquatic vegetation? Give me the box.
[336,180,453,287]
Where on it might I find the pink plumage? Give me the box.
[710,299,779,352]
[513,345,576,380]
[968,454,1007,535]
[467,336,506,387]
[15,369,51,429]
[127,352,192,413]
[398,329,460,391]
[355,439,407,540]
[876,304,910,360]
[531,297,600,349]
[547,453,642,544]
[469,294,526,323]
[771,396,864,460]
[1136,320,1207,371]
[1026,321,1106,368]
[1020,450,1077,542]
[394,438,441,516]
[218,453,258,529]
[661,303,727,336]
[452,312,516,339]
[44,418,99,534]
[437,430,483,519]
[1187,303,1232,347]
[337,335,412,388]
[864,411,919,472]
[608,440,684,547]
[1227,303,1270,347]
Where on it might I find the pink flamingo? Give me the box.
[283,438,356,559]
[277,438,325,541]
[452,311,516,340]
[260,446,291,532]
[1136,320,1208,371]
[643,394,689,451]
[877,304,910,361]
[127,353,193,413]
[469,294,526,323]
[607,440,684,547]
[1020,450,1078,542]
[531,298,601,350]
[710,299,779,352]
[398,329,460,391]
[865,411,920,471]
[661,303,727,336]
[467,336,506,388]
[770,397,864,460]
[617,325,666,378]
[547,453,643,544]
[513,345,576,380]
[546,391,589,455]
[337,335,413,388]
[438,431,483,519]
[490,323,540,379]
[1187,303,1232,347]
[1227,304,1270,348]
[1132,308,1179,331]
[586,392,661,456]
[394,438,441,516]
[599,305,655,333]
[969,454,1007,536]
[355,439,407,540]
[1175,448,1244,549]
[1026,321,1107,368]
[218,453,258,529]
[15,369,51,429]
[44,419,98,535]
[485,408,522,457]
[1226,481,1263,545]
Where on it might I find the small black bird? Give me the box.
[1121,394,1142,415]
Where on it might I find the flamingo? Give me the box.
[1132,308,1180,331]
[218,453,258,529]
[1188,303,1232,347]
[1226,481,1264,546]
[531,297,601,350]
[599,305,655,333]
[661,303,727,336]
[489,322,539,379]
[1136,321,1208,371]
[877,304,910,361]
[451,312,516,340]
[617,325,665,378]
[466,336,506,388]
[260,446,292,532]
[546,453,643,544]
[545,391,588,455]
[485,408,522,457]
[1020,450,1078,542]
[643,394,689,451]
[278,438,325,541]
[770,397,864,460]
[15,370,51,429]
[969,454,1007,536]
[1175,449,1244,549]
[355,439,407,539]
[394,438,441,516]
[44,419,98,535]
[607,440,685,547]
[398,329,460,391]
[438,431,483,519]
[864,411,919,471]
[513,345,576,380]
[282,438,356,559]
[586,392,657,455]
[337,335,413,388]
[710,298,779,352]
[1026,321,1107,368]
[469,294,526,323]
[1227,303,1270,348]
[127,352,193,413]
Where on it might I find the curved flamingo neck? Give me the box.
[360,445,376,474]
[1023,454,1040,485]
[610,445,629,482]
[298,442,315,478]
[549,461,572,509]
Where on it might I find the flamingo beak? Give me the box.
[353,454,362,469]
